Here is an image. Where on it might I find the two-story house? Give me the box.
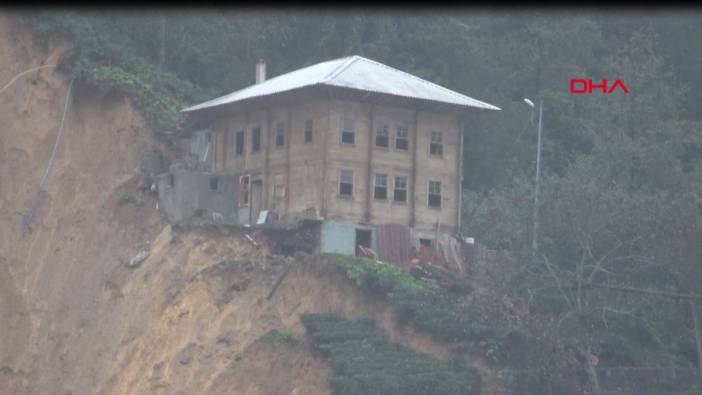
[160,55,499,256]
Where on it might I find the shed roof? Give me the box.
[182,55,500,113]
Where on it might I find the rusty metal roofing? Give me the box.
[376,223,415,268]
[182,55,500,113]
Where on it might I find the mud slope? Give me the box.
[0,13,163,394]
[95,225,453,395]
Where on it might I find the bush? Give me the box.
[302,313,480,395]
[327,254,520,359]
[327,254,470,341]
[27,11,208,132]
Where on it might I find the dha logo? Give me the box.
[570,79,629,94]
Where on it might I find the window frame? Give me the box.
[428,180,442,208]
[339,169,354,197]
[375,124,389,148]
[374,173,388,200]
[393,175,408,203]
[395,126,409,151]
[341,118,355,145]
[429,131,443,157]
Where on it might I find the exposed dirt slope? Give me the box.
[0,12,165,395]
[94,224,453,395]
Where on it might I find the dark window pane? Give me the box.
[374,187,387,200]
[236,131,245,155]
[430,144,443,156]
[396,127,409,150]
[394,189,406,202]
[342,132,355,144]
[342,119,355,144]
[340,169,353,196]
[428,181,441,207]
[376,135,388,147]
[430,131,443,156]
[340,183,353,196]
[210,175,219,191]
[305,119,313,143]
[428,194,441,207]
[252,127,261,152]
[396,138,408,150]
[276,123,285,147]
[376,126,389,148]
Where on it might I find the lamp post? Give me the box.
[523,98,543,253]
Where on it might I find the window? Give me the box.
[396,126,409,151]
[376,125,389,148]
[210,175,219,191]
[304,119,313,143]
[275,123,285,148]
[239,175,250,206]
[251,127,261,153]
[167,174,175,188]
[341,118,355,144]
[374,173,387,200]
[235,130,245,156]
[419,238,434,248]
[430,131,443,156]
[394,176,407,203]
[339,169,353,196]
[428,180,442,208]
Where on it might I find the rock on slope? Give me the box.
[0,13,464,395]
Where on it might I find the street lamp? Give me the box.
[523,97,543,253]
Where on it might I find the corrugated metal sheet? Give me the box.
[376,223,414,267]
[183,55,500,113]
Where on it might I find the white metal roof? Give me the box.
[182,55,500,112]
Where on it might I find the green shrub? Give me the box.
[257,329,299,346]
[328,254,484,343]
[27,12,208,132]
[302,313,480,395]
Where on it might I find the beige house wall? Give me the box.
[208,96,462,233]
